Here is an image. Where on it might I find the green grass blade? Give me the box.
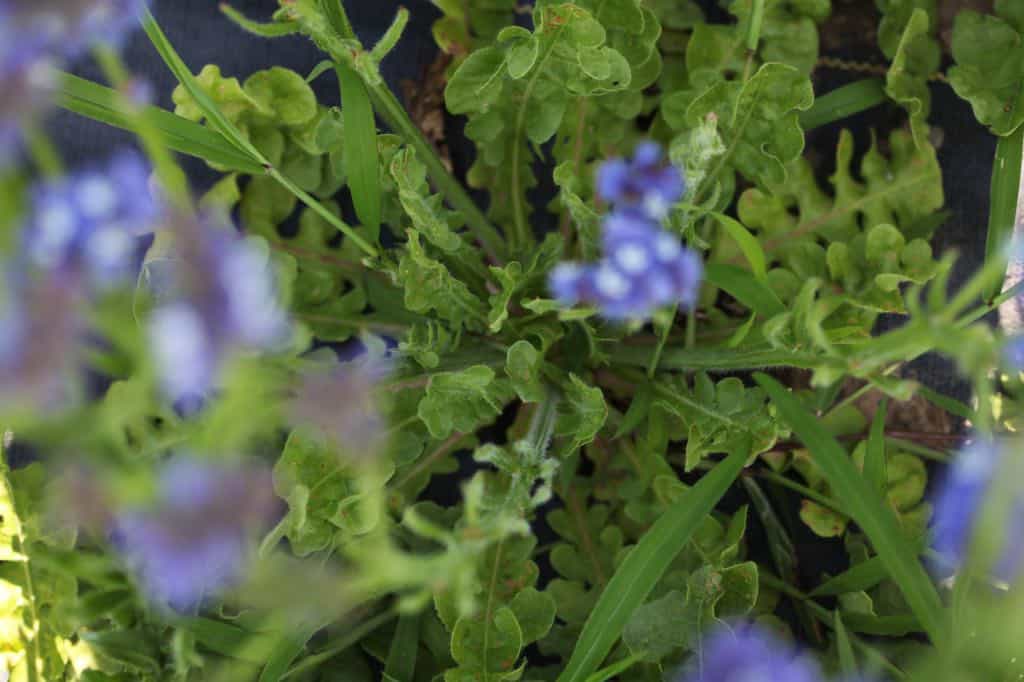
[841,613,921,636]
[711,212,768,282]
[269,168,378,256]
[282,609,396,679]
[865,397,888,496]
[337,63,383,242]
[259,619,324,682]
[755,373,945,643]
[985,123,1024,301]
[613,343,818,372]
[142,10,267,164]
[834,611,856,676]
[917,385,974,421]
[178,617,279,665]
[812,556,888,597]
[143,12,379,256]
[556,446,750,682]
[799,79,887,131]
[613,382,653,439]
[56,73,265,173]
[746,0,765,51]
[705,263,786,318]
[383,612,420,682]
[583,652,645,682]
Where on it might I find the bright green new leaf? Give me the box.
[949,7,1024,135]
[396,231,487,330]
[877,0,937,59]
[445,47,508,114]
[506,341,546,404]
[244,66,319,127]
[418,365,516,439]
[885,8,938,149]
[391,148,462,252]
[682,62,814,187]
[555,375,608,452]
[172,64,267,124]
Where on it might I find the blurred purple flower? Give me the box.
[0,50,55,164]
[1003,336,1024,370]
[23,150,159,285]
[1,0,148,61]
[550,215,702,320]
[676,622,823,682]
[113,457,275,611]
[0,268,82,409]
[596,141,685,220]
[148,215,291,404]
[0,0,147,158]
[288,359,389,457]
[930,439,1024,583]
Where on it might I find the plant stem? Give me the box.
[282,607,397,678]
[647,309,676,378]
[322,0,356,38]
[958,278,1024,327]
[754,469,845,515]
[268,167,379,257]
[510,34,565,251]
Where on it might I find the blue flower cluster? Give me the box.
[677,623,823,682]
[931,439,1024,584]
[1,151,158,407]
[550,142,702,320]
[1,0,146,62]
[0,0,147,159]
[113,457,274,610]
[23,150,159,286]
[148,217,292,405]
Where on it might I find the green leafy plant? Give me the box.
[4,0,1024,680]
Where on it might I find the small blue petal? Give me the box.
[550,263,589,305]
[632,140,662,167]
[220,241,291,348]
[595,143,686,221]
[149,303,217,402]
[596,159,630,205]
